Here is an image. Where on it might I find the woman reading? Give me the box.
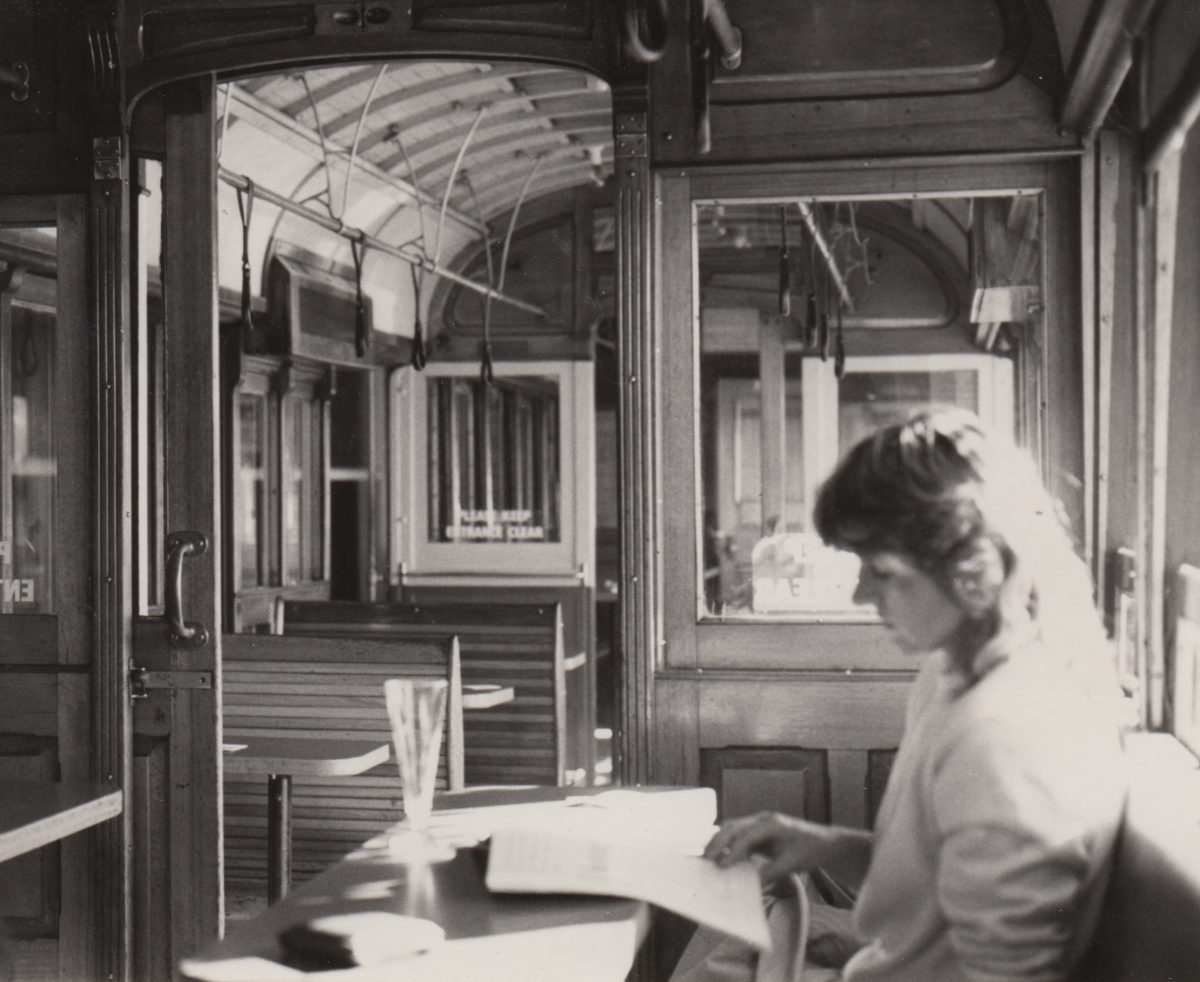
[675,408,1127,982]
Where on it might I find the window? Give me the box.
[696,194,1032,621]
[228,356,329,600]
[393,360,591,579]
[1,260,57,614]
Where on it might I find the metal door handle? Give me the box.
[165,530,209,648]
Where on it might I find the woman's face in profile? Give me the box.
[854,552,966,654]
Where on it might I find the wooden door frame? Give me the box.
[622,156,1081,790]
[0,192,114,979]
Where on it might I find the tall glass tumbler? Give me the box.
[384,678,448,830]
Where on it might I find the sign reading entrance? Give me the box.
[0,539,36,602]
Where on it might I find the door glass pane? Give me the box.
[5,302,56,613]
[1,226,57,615]
[427,375,561,543]
[696,194,1032,620]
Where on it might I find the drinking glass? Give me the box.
[384,678,448,831]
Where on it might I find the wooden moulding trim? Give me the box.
[1059,0,1162,137]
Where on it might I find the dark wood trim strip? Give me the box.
[614,96,659,786]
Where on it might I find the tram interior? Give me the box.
[3,0,1200,978]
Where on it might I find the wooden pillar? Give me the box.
[613,88,660,787]
[86,19,133,981]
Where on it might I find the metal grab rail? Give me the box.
[217,166,546,319]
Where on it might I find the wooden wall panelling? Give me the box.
[55,189,102,982]
[659,171,697,671]
[130,735,170,982]
[1101,131,1139,573]
[0,733,59,939]
[120,1,618,109]
[156,75,223,962]
[696,676,910,750]
[700,746,830,824]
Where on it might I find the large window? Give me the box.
[696,194,1032,621]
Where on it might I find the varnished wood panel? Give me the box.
[131,736,170,982]
[0,736,58,938]
[700,746,829,824]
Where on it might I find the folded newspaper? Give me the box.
[484,798,771,951]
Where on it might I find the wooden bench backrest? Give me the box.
[1072,763,1200,981]
[221,632,464,886]
[283,600,566,785]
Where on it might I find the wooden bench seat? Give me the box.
[283,600,567,785]
[222,633,464,887]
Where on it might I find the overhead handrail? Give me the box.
[218,165,546,318]
[795,201,854,313]
[432,105,488,273]
[393,121,432,368]
[339,63,390,221]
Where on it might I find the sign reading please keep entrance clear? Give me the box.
[443,509,546,543]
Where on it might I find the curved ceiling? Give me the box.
[223,59,614,236]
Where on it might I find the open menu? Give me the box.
[484,824,771,951]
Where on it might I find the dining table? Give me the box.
[182,784,717,982]
[223,737,392,903]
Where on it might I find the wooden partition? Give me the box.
[283,600,569,786]
[221,633,464,886]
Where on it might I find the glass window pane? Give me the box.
[307,399,324,582]
[696,196,1026,620]
[282,400,303,584]
[236,394,267,587]
[426,375,561,544]
[5,303,56,613]
[838,369,979,456]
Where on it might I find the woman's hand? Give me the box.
[704,811,838,885]
[704,812,874,890]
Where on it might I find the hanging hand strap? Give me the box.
[409,263,427,370]
[779,206,791,317]
[236,183,255,336]
[350,235,368,358]
[834,297,846,378]
[480,295,495,387]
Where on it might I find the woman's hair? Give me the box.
[814,407,1110,687]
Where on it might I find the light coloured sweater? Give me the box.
[843,647,1125,982]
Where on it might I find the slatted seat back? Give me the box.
[283,600,566,785]
[221,632,464,887]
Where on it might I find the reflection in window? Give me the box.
[3,304,56,613]
[427,376,560,544]
[282,394,324,584]
[236,394,269,587]
[696,196,1026,619]
[839,370,979,455]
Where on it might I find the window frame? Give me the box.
[391,359,593,581]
